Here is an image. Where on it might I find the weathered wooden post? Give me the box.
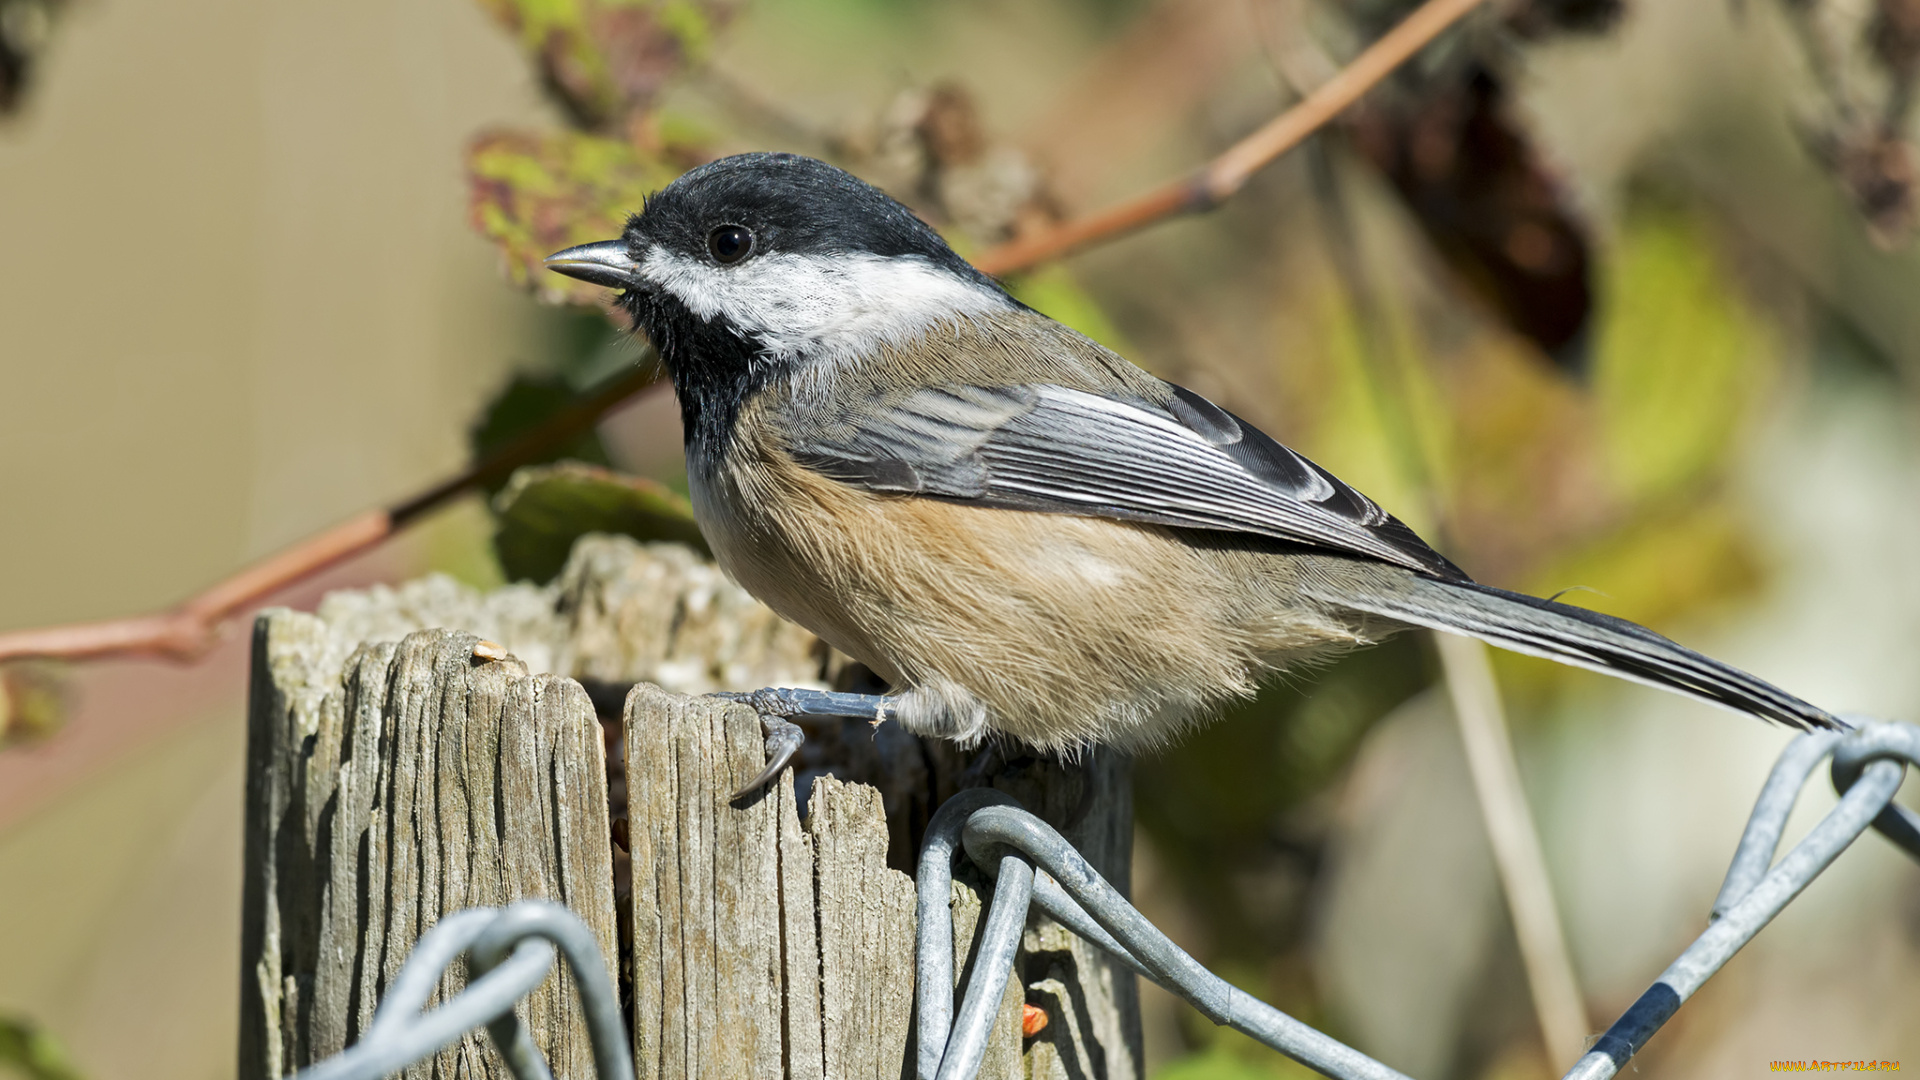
[240,534,1142,1079]
[238,620,619,1079]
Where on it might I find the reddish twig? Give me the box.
[973,0,1491,277]
[0,363,661,664]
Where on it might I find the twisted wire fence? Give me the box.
[290,903,633,1080]
[292,720,1920,1080]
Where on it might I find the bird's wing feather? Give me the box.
[791,380,1468,581]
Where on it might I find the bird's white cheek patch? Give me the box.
[637,248,1011,374]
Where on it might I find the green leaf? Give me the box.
[0,1014,84,1080]
[469,373,614,497]
[466,129,680,305]
[492,461,707,583]
[1593,209,1776,503]
[473,0,732,124]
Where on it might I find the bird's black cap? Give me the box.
[632,152,990,280]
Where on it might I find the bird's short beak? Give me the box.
[544,240,639,289]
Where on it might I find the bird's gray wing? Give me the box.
[790,381,1469,581]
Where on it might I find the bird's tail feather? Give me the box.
[1309,571,1842,732]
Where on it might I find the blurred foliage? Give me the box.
[469,372,615,496]
[0,663,66,749]
[1592,209,1776,504]
[1340,0,1625,370]
[467,0,1054,305]
[1154,1041,1324,1080]
[415,498,513,593]
[1138,639,1432,860]
[0,0,63,115]
[474,0,737,127]
[1776,0,1920,247]
[1273,198,1778,706]
[491,460,705,582]
[469,130,686,305]
[1503,206,1777,702]
[1351,67,1596,369]
[0,1015,83,1080]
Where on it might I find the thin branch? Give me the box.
[972,0,1491,276]
[0,362,661,664]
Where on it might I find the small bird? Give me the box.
[546,152,1839,794]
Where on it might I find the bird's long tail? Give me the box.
[1303,564,1842,732]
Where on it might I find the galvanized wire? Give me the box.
[1709,729,1845,920]
[916,788,1027,1080]
[1566,720,1920,1080]
[917,720,1920,1080]
[915,797,1415,1080]
[291,901,634,1080]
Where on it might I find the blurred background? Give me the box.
[3,0,1920,1076]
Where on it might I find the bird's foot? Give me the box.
[713,687,896,799]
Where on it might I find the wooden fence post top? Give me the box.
[241,532,1140,1080]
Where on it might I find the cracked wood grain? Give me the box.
[240,616,617,1080]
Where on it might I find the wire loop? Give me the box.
[291,901,634,1080]
[919,721,1920,1080]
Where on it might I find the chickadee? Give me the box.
[546,152,1839,794]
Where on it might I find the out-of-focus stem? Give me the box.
[1437,633,1591,1071]
[973,0,1490,276]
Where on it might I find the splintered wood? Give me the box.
[623,686,916,1079]
[239,618,618,1080]
[620,688,1139,1079]
[239,534,1140,1080]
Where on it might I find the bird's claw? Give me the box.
[714,686,895,799]
[723,699,808,800]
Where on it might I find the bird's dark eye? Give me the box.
[707,224,753,264]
